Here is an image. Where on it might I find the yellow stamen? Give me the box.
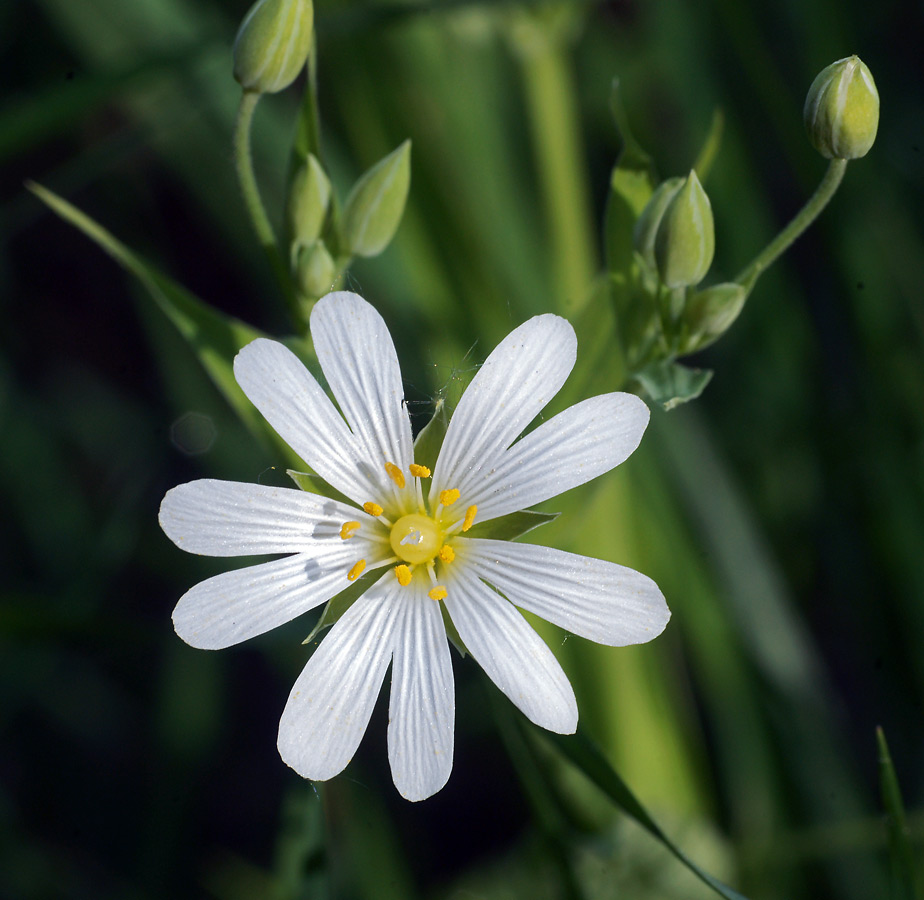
[363,501,384,517]
[428,586,447,601]
[347,559,366,581]
[462,505,477,532]
[339,521,361,540]
[395,564,412,586]
[409,464,431,478]
[439,488,460,506]
[438,544,455,563]
[384,461,406,489]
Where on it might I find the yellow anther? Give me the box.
[395,564,413,586]
[347,559,366,581]
[363,501,384,517]
[339,521,361,540]
[462,505,477,532]
[384,461,406,488]
[439,488,460,506]
[438,544,455,563]
[409,464,431,478]
[428,586,447,601]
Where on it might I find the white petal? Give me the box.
[233,338,379,506]
[173,547,370,649]
[311,292,414,506]
[462,392,649,522]
[277,584,400,782]
[159,479,379,556]
[431,315,576,503]
[388,583,455,801]
[456,538,670,646]
[442,566,577,733]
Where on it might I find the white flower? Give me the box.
[159,291,669,801]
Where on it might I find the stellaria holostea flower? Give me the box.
[159,291,669,800]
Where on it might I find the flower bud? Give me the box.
[632,176,683,272]
[287,154,331,246]
[295,240,336,298]
[233,0,313,95]
[341,140,411,258]
[654,170,714,289]
[804,56,879,160]
[681,282,748,352]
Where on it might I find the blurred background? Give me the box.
[2,0,923,897]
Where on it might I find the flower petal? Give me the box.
[461,392,649,522]
[277,584,400,782]
[456,538,670,646]
[431,315,576,503]
[310,292,414,505]
[233,338,377,506]
[442,565,577,733]
[387,583,455,801]
[173,548,369,649]
[159,479,379,556]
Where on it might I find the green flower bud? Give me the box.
[804,56,879,160]
[342,140,411,258]
[632,176,683,271]
[654,170,714,289]
[287,154,331,246]
[233,0,313,95]
[681,282,748,352]
[295,240,335,298]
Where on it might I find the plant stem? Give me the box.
[734,158,847,290]
[233,90,300,326]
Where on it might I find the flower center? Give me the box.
[389,513,443,565]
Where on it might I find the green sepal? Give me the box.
[604,79,658,274]
[877,726,922,900]
[439,603,468,658]
[679,282,748,353]
[412,398,450,471]
[463,508,559,542]
[302,568,383,645]
[341,140,411,258]
[632,359,713,411]
[286,469,353,506]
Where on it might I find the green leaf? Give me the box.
[877,726,923,900]
[545,727,751,900]
[693,107,725,183]
[464,508,559,542]
[412,398,450,472]
[633,359,713,411]
[29,182,275,444]
[302,568,383,645]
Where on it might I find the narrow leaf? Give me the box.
[877,726,922,900]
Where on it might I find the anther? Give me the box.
[409,464,431,478]
[439,488,460,506]
[428,586,447,601]
[347,559,366,581]
[340,521,361,540]
[438,544,455,563]
[384,461,406,489]
[363,501,384,517]
[395,564,412,586]
[462,505,477,532]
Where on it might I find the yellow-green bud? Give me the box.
[233,0,313,95]
[804,56,879,160]
[654,170,714,289]
[342,140,411,258]
[287,154,331,246]
[296,240,335,298]
[632,176,683,271]
[681,282,748,352]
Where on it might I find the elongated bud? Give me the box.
[342,140,411,257]
[295,240,335,297]
[632,176,683,271]
[654,170,714,289]
[233,0,313,94]
[804,56,879,160]
[287,154,331,246]
[681,282,748,352]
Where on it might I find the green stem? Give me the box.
[515,28,596,315]
[233,90,300,326]
[734,158,847,290]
